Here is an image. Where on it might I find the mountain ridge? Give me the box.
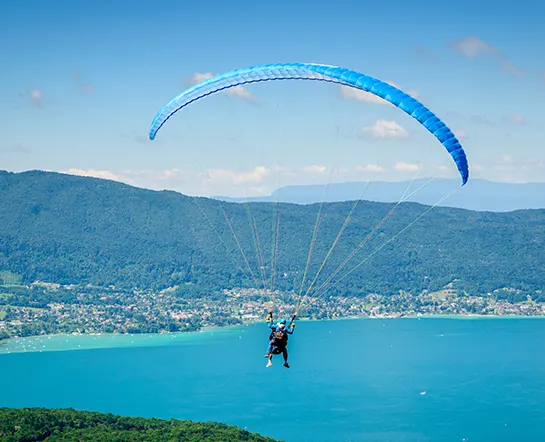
[215,178,545,212]
[0,169,543,297]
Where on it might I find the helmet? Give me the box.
[279,318,287,324]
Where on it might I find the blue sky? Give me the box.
[2,0,544,196]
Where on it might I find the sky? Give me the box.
[2,0,544,197]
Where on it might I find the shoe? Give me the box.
[264,354,271,358]
[266,360,272,368]
[283,362,290,368]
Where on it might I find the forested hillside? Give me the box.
[0,408,280,441]
[1,170,543,297]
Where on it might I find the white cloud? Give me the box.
[29,89,44,105]
[271,165,298,178]
[61,167,271,193]
[356,164,384,173]
[394,162,421,172]
[501,62,524,78]
[188,72,254,101]
[64,168,126,182]
[188,72,214,84]
[204,166,270,185]
[488,156,545,175]
[454,129,469,140]
[452,37,495,58]
[54,159,545,199]
[450,37,523,78]
[160,169,179,180]
[18,88,45,107]
[20,88,44,107]
[341,82,419,105]
[363,120,409,139]
[301,165,327,174]
[224,86,253,100]
[341,86,391,104]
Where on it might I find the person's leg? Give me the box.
[282,348,289,368]
[265,340,274,356]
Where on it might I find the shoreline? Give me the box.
[2,313,544,354]
[0,324,243,354]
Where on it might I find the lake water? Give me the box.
[1,317,545,442]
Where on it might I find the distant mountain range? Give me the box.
[216,179,545,212]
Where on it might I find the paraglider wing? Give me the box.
[149,63,469,185]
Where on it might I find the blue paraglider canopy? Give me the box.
[149,62,469,185]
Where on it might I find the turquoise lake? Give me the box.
[1,317,545,441]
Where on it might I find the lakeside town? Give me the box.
[1,282,544,342]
